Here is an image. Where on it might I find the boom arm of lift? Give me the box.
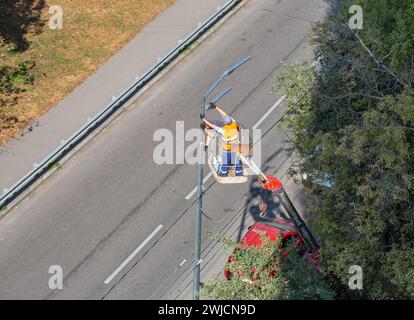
[261,176,320,252]
[238,154,320,253]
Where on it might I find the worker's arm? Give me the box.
[203,120,218,150]
[204,129,215,149]
[203,119,218,130]
[204,128,215,137]
[215,106,229,118]
[203,118,224,139]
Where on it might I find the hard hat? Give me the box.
[222,115,233,125]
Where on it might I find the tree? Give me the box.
[273,0,414,299]
[201,233,335,300]
[0,1,42,132]
[0,0,45,52]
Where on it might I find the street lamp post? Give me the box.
[192,56,252,300]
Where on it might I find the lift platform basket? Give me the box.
[207,134,254,184]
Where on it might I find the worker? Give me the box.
[202,104,243,177]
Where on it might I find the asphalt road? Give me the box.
[0,0,326,300]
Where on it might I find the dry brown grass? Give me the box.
[0,0,175,145]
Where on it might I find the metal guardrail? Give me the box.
[0,0,243,208]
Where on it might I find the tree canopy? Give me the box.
[202,234,335,300]
[274,0,414,299]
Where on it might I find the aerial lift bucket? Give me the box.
[207,135,253,184]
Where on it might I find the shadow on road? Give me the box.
[235,147,292,242]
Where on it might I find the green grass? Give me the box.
[0,0,176,145]
[46,162,62,172]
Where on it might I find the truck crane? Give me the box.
[193,56,321,298]
[240,154,320,255]
[209,148,322,278]
[203,108,320,261]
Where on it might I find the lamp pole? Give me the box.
[192,56,252,300]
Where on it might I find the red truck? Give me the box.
[224,176,321,281]
[224,217,304,280]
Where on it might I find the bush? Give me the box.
[202,234,335,300]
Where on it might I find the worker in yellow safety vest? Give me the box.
[203,105,243,177]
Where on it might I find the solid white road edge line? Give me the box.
[104,224,164,284]
[252,96,285,129]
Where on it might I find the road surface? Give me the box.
[0,0,326,299]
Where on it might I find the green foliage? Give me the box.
[202,233,335,300]
[281,249,335,300]
[0,0,45,52]
[46,162,62,173]
[353,0,414,85]
[0,60,34,122]
[274,0,414,299]
[0,61,34,95]
[272,61,317,136]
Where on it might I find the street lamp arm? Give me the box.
[203,55,252,103]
